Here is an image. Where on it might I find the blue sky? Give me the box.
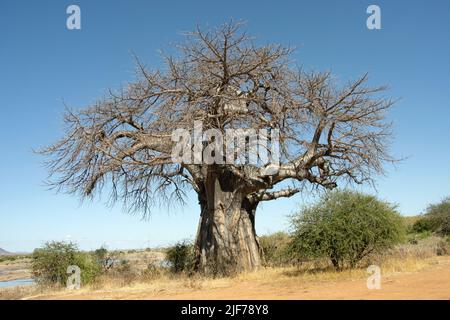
[1,0,449,252]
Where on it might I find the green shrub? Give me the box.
[31,241,101,286]
[74,252,102,284]
[165,241,195,273]
[259,232,292,267]
[94,247,108,260]
[412,217,435,234]
[288,190,406,270]
[407,230,433,245]
[0,255,21,263]
[422,197,450,236]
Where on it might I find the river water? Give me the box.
[0,278,35,288]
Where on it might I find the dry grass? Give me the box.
[2,236,449,300]
[15,272,233,300]
[0,284,42,300]
[17,255,443,300]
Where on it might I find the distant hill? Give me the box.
[0,248,12,255]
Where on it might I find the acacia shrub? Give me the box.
[288,190,405,270]
[31,241,102,285]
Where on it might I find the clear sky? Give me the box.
[1,0,449,252]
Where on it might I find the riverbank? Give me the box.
[0,256,31,282]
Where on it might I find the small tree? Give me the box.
[31,241,101,285]
[166,241,195,273]
[32,241,78,285]
[288,190,405,270]
[413,197,450,236]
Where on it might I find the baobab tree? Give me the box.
[41,22,395,275]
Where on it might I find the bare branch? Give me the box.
[40,21,396,217]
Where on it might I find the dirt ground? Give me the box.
[25,257,450,300]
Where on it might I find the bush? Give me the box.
[0,255,18,263]
[73,252,102,284]
[165,241,195,273]
[412,217,435,234]
[94,247,108,260]
[142,263,164,280]
[407,230,433,245]
[436,238,450,256]
[31,241,102,286]
[414,197,450,236]
[93,247,115,271]
[259,232,292,267]
[288,190,406,270]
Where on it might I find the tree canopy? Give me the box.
[41,22,394,215]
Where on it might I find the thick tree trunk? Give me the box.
[194,169,262,275]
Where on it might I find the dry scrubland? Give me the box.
[0,256,31,282]
[1,236,450,300]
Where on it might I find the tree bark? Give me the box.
[194,168,262,275]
